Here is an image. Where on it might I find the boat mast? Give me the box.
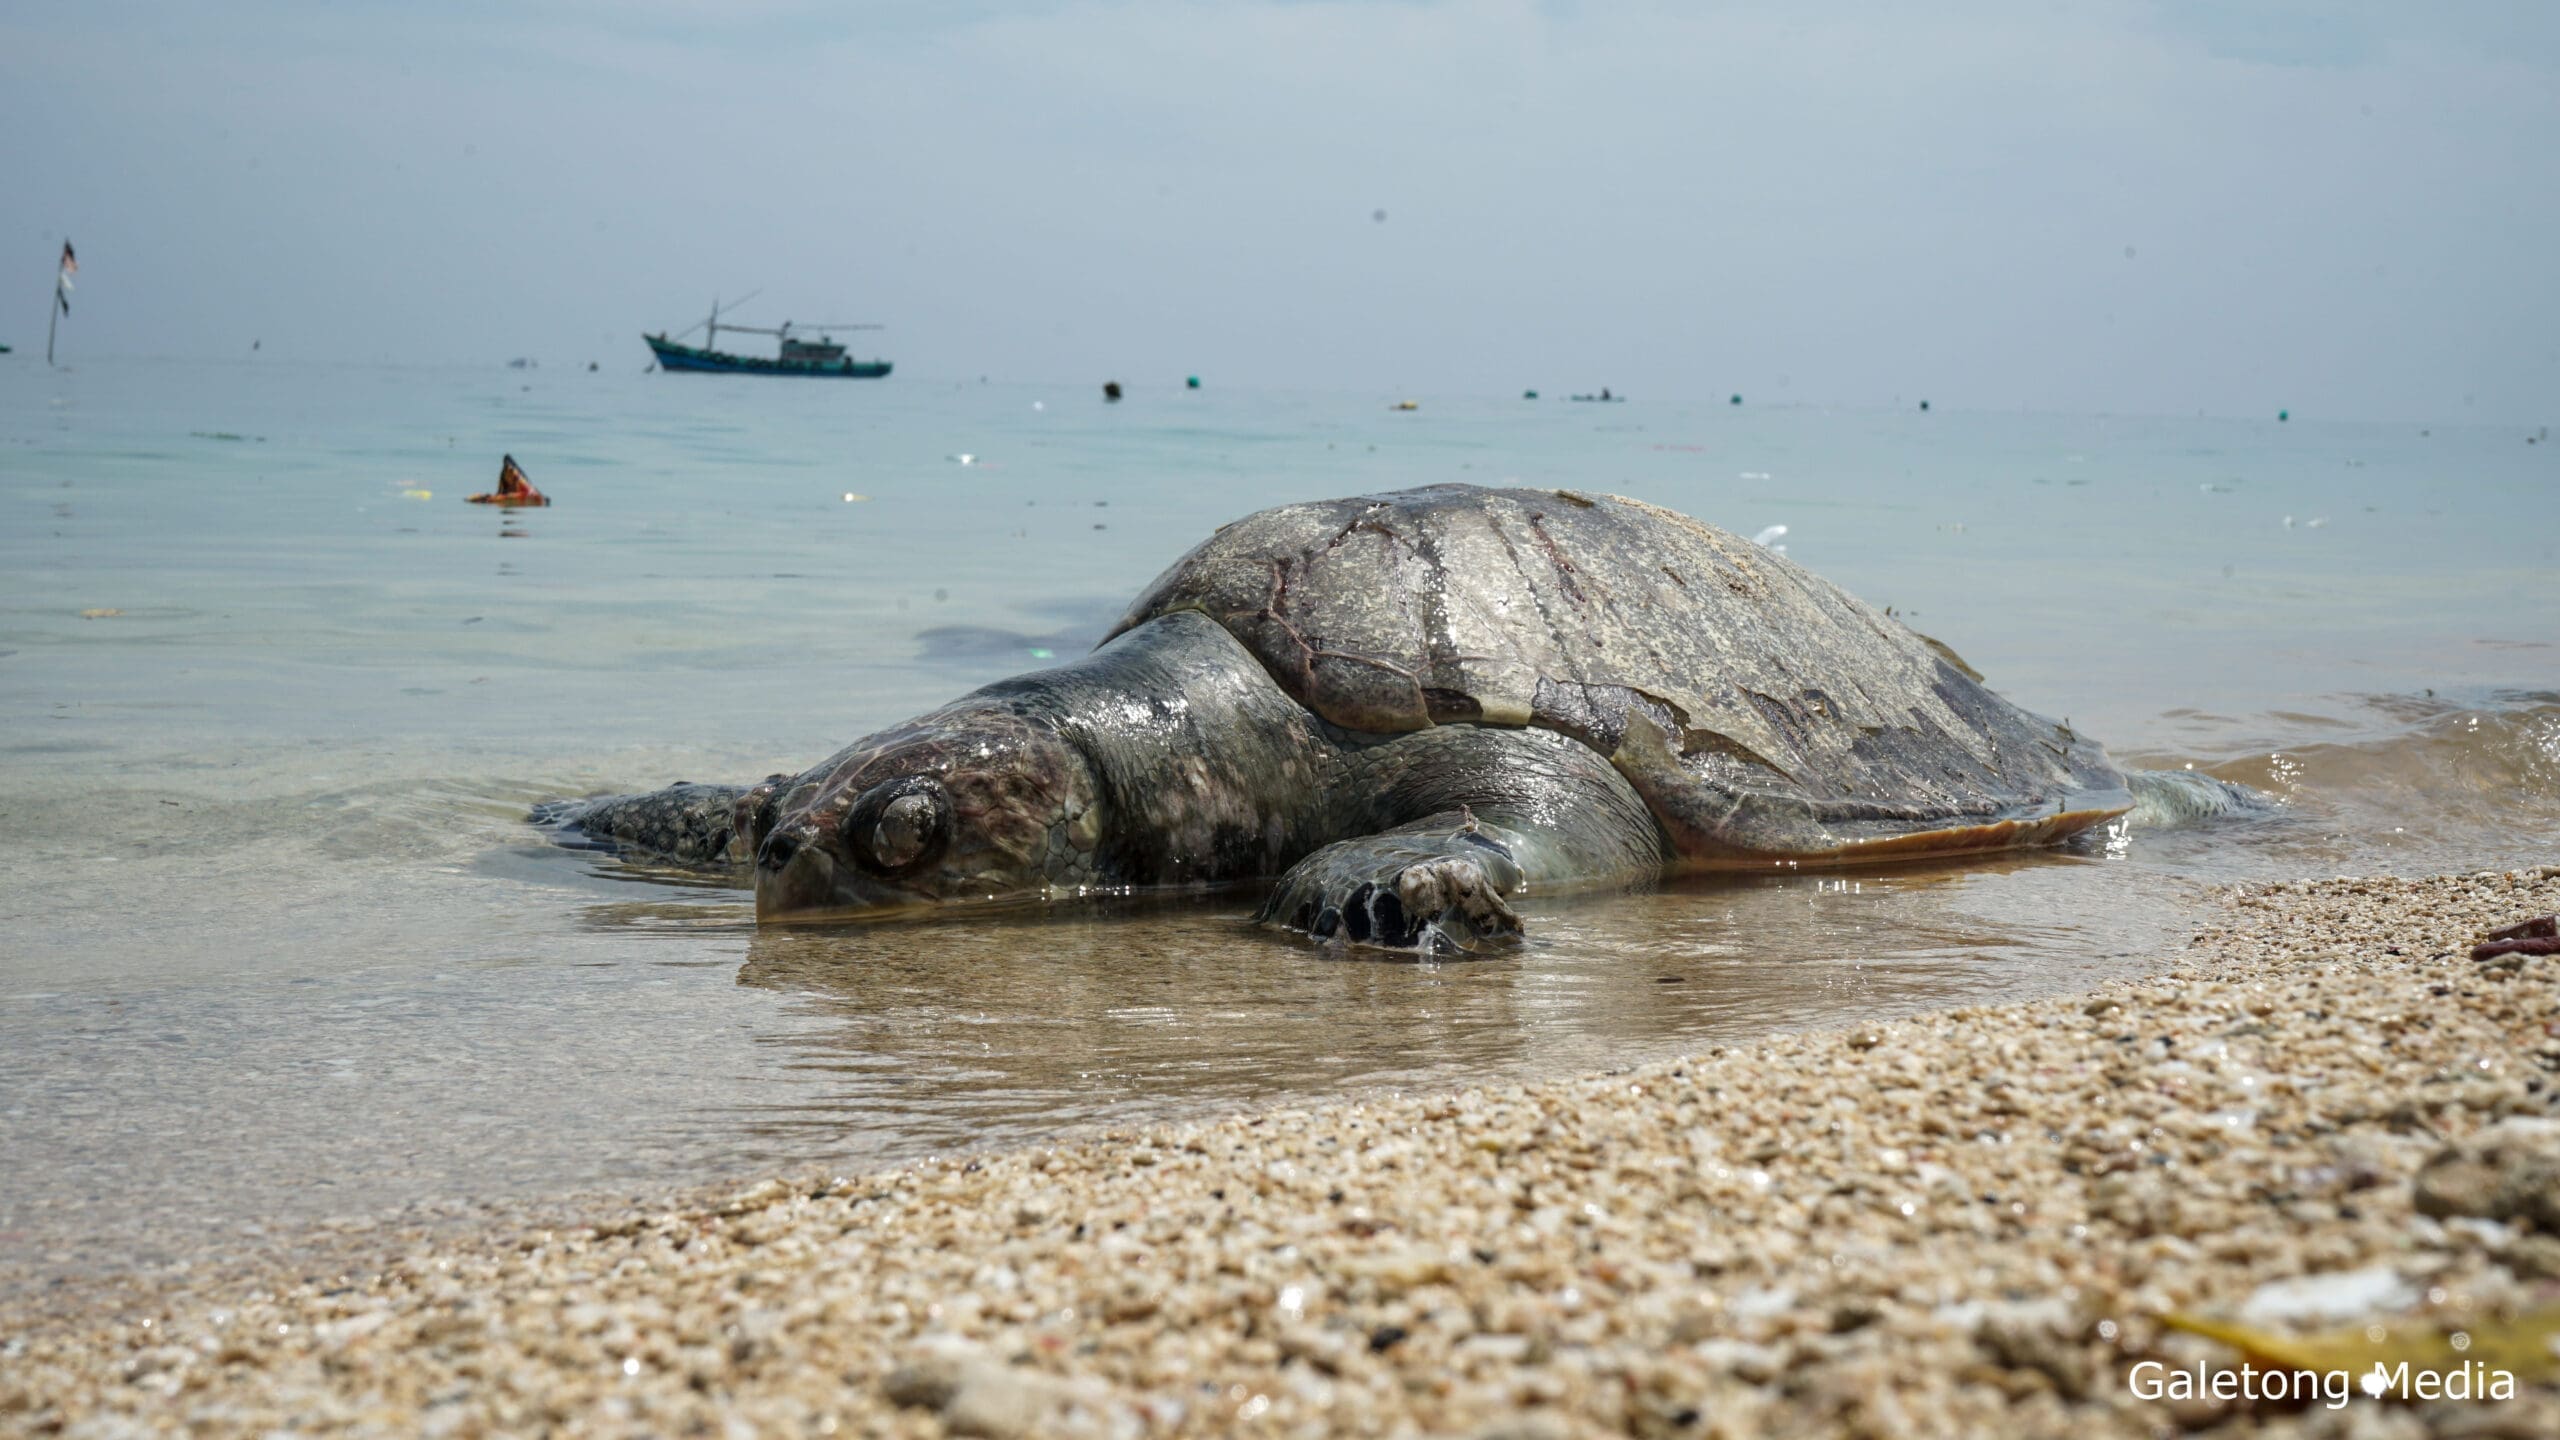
[684,290,759,353]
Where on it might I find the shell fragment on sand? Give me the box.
[2473,913,2559,960]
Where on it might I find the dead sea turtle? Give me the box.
[540,484,2254,952]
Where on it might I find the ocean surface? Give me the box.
[3,358,2555,1291]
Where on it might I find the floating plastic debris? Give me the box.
[843,493,870,503]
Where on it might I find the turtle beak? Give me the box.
[747,814,952,912]
[752,818,941,921]
[753,822,841,919]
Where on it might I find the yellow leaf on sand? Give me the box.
[2162,1307,2560,1384]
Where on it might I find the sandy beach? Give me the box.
[12,3,2555,1435]
[8,864,2558,1438]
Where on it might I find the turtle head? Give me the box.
[749,707,1104,922]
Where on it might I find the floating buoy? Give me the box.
[467,454,549,507]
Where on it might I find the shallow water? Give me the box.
[3,359,2555,1288]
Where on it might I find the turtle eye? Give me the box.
[841,777,952,876]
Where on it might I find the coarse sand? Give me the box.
[8,867,2560,1438]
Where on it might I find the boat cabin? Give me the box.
[777,331,848,364]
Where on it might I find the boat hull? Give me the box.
[644,335,891,378]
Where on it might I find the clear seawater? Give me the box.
[3,358,2555,1290]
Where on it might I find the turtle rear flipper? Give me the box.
[2125,769,2269,827]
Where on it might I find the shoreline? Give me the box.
[9,866,2559,1436]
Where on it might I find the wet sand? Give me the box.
[8,866,2559,1437]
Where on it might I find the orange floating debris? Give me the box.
[467,454,550,507]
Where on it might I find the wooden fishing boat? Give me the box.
[645,296,891,378]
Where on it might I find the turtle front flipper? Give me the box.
[1256,814,1529,955]
[1257,724,1672,955]
[534,776,786,868]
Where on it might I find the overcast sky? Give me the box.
[6,1,2554,421]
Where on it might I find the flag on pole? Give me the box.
[57,240,75,314]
